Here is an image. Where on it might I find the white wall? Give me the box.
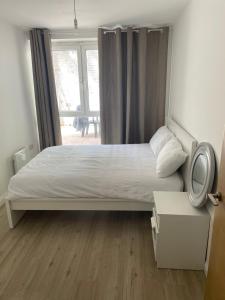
[170,0,225,162]
[0,20,39,199]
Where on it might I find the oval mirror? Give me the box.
[188,142,215,208]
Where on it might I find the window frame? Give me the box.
[52,41,99,118]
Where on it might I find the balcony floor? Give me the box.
[61,126,101,145]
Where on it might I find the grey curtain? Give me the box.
[98,27,169,144]
[30,28,62,150]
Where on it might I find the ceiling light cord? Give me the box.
[74,0,78,29]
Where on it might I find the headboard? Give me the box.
[167,118,198,191]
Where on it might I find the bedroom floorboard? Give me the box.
[0,206,205,300]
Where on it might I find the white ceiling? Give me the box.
[0,0,188,29]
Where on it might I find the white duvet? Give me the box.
[8,144,183,202]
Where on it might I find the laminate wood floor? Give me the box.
[0,206,205,300]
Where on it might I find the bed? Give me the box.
[5,118,197,228]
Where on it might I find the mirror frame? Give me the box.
[188,142,215,208]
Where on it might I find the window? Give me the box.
[52,41,100,145]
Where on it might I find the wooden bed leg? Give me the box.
[5,200,25,229]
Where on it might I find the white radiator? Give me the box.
[13,147,28,174]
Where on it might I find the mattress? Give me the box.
[7,144,183,203]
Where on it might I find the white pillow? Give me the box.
[156,138,187,178]
[149,126,174,157]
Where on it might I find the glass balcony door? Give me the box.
[52,41,100,145]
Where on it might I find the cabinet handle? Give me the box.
[151,217,159,234]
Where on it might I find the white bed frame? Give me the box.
[5,118,197,228]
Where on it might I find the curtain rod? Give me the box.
[103,28,164,34]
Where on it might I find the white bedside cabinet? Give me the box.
[151,191,210,270]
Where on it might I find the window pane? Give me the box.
[86,50,100,111]
[53,50,81,112]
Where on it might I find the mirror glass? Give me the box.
[188,142,215,208]
[192,154,208,195]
